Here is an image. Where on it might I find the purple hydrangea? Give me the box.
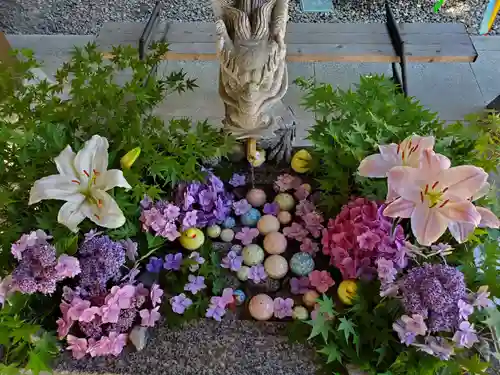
[184,275,206,295]
[229,173,246,187]
[164,253,183,271]
[248,265,267,283]
[221,251,243,272]
[233,199,251,216]
[146,257,164,273]
[290,277,311,295]
[170,293,193,314]
[263,202,280,216]
[399,264,466,332]
[12,233,62,295]
[78,234,126,296]
[274,297,294,319]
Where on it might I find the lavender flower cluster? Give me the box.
[400,263,466,332]
[78,232,125,297]
[11,230,80,295]
[140,172,233,240]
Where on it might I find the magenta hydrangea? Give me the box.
[321,198,406,281]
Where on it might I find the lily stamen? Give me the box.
[439,199,450,208]
[420,192,424,203]
[71,180,80,185]
[83,170,90,177]
[424,184,429,194]
[432,181,439,189]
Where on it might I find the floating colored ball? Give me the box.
[233,289,246,305]
[206,225,221,238]
[292,306,309,320]
[220,228,235,242]
[237,266,250,281]
[338,280,358,305]
[264,255,288,279]
[291,149,312,174]
[257,214,280,235]
[263,231,287,255]
[274,193,295,211]
[303,290,320,307]
[277,211,292,225]
[242,244,265,266]
[290,252,315,276]
[222,217,236,229]
[249,294,274,321]
[246,188,267,208]
[241,208,261,227]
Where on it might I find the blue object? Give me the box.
[300,0,332,12]
[290,253,315,276]
[222,217,236,229]
[241,208,261,227]
[233,289,246,305]
[231,244,243,254]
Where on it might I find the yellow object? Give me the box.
[179,228,205,250]
[247,138,266,167]
[338,280,358,305]
[120,147,141,169]
[291,149,312,173]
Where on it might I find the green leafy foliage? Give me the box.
[295,75,443,213]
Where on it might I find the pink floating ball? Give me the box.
[257,214,280,235]
[249,294,274,321]
[246,188,267,208]
[277,211,292,225]
[263,231,287,255]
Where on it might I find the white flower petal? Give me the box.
[472,182,490,201]
[358,153,395,178]
[477,206,500,228]
[95,170,131,191]
[83,190,126,229]
[442,166,488,199]
[54,145,77,177]
[74,135,109,180]
[58,197,87,233]
[29,175,82,205]
[448,221,476,243]
[439,200,481,226]
[419,150,450,176]
[383,197,415,218]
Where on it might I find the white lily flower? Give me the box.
[29,135,131,232]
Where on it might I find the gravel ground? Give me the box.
[54,319,320,375]
[0,0,499,35]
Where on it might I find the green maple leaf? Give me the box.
[483,308,500,330]
[353,334,361,356]
[318,343,342,364]
[317,294,336,315]
[306,315,332,343]
[338,317,356,344]
[456,355,489,374]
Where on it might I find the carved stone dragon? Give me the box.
[211,0,296,164]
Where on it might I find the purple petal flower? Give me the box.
[415,337,454,360]
[452,321,479,348]
[182,210,198,230]
[199,189,216,210]
[401,314,427,336]
[229,173,246,187]
[221,250,243,272]
[235,227,259,246]
[184,275,206,295]
[164,253,183,271]
[376,258,398,284]
[233,199,251,216]
[248,264,267,283]
[392,320,417,346]
[120,239,138,262]
[164,204,181,221]
[188,251,205,272]
[206,303,226,321]
[473,286,494,309]
[263,202,280,216]
[290,277,311,295]
[458,299,474,320]
[146,257,164,273]
[274,297,294,319]
[209,174,225,193]
[157,221,180,242]
[140,195,153,210]
[170,293,193,314]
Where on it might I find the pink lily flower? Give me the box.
[448,182,499,242]
[358,135,435,200]
[384,149,487,246]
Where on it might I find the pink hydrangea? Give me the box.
[283,223,309,242]
[303,211,324,238]
[300,238,320,255]
[294,185,310,201]
[309,270,335,293]
[150,284,164,307]
[296,200,315,217]
[321,198,406,280]
[66,335,88,359]
[274,174,302,192]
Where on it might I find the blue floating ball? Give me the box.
[222,217,236,229]
[233,289,246,305]
[290,252,315,276]
[240,208,261,227]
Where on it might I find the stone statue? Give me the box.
[211,0,296,164]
